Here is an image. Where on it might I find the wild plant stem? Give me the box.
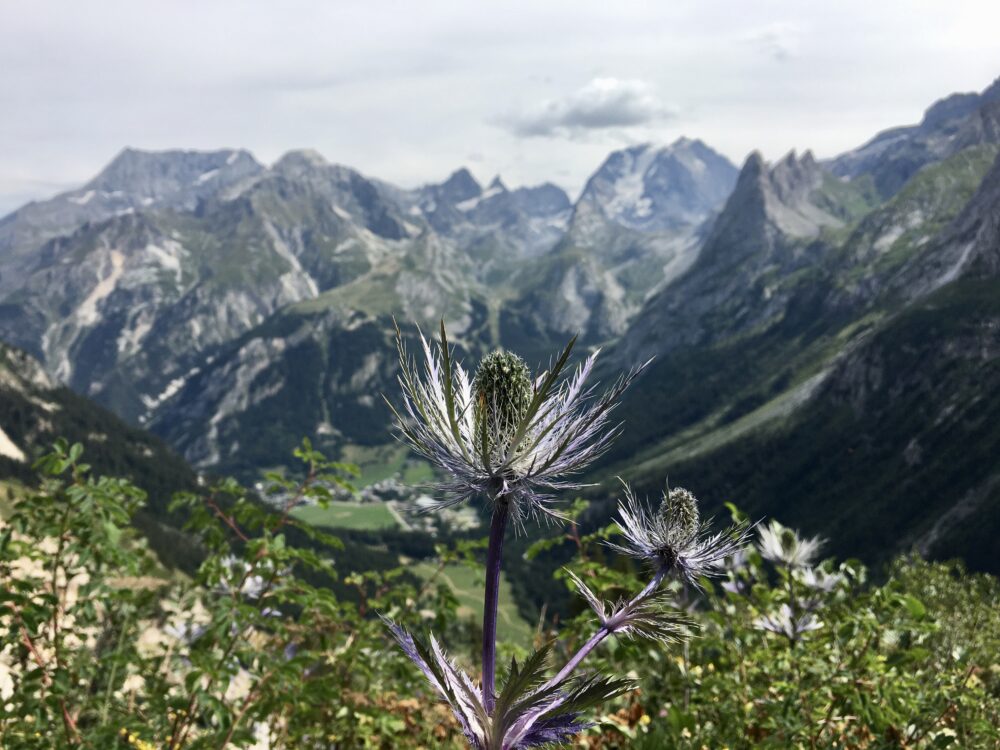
[547,571,665,689]
[482,498,510,714]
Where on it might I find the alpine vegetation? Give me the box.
[743,521,846,646]
[383,325,743,747]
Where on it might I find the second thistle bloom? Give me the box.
[756,519,823,568]
[391,323,647,521]
[607,484,752,587]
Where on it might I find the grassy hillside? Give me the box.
[291,500,401,531]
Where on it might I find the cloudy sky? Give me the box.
[2,0,999,214]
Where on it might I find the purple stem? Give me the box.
[482,499,510,714]
[546,570,665,689]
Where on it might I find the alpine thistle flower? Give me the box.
[389,322,648,522]
[386,325,649,728]
[754,603,824,642]
[607,483,753,588]
[756,520,824,568]
[796,566,844,594]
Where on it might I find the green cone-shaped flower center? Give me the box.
[472,350,533,461]
[780,528,798,555]
[659,487,700,546]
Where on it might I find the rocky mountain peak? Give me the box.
[271,149,331,177]
[509,183,571,217]
[832,76,1000,198]
[739,150,767,178]
[722,151,768,216]
[0,148,265,293]
[920,92,984,132]
[770,149,824,205]
[573,137,739,233]
[694,148,844,269]
[487,175,508,193]
[88,147,262,201]
[438,168,482,204]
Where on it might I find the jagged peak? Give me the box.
[771,148,822,178]
[720,152,769,212]
[437,167,482,201]
[718,147,843,241]
[739,151,768,178]
[444,167,480,187]
[487,175,508,192]
[777,149,799,167]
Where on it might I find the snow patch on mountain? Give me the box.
[604,145,659,221]
[195,169,219,185]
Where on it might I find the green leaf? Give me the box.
[901,594,927,620]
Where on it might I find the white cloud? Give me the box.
[502,78,673,138]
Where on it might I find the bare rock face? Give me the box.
[617,148,871,366]
[496,139,739,353]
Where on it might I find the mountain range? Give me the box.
[1,75,999,573]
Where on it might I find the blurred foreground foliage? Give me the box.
[1,442,998,748]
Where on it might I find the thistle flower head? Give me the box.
[796,566,844,593]
[756,520,824,568]
[389,322,648,523]
[754,603,824,642]
[607,483,753,588]
[382,618,632,749]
